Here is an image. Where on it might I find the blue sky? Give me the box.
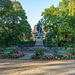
[11,0,62,30]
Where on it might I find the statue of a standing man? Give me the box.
[37,21,42,34]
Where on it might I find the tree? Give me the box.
[41,5,59,34]
[0,0,32,45]
[44,31,57,45]
[0,0,13,42]
[41,0,75,44]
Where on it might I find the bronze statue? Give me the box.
[37,21,42,34]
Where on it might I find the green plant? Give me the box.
[10,49,18,54]
[71,50,75,55]
[35,49,44,56]
[55,54,64,59]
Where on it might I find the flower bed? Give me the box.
[0,45,25,59]
[31,47,75,60]
[31,53,75,60]
[0,51,25,59]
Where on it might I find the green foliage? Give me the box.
[31,48,44,59]
[17,40,35,45]
[41,0,75,45]
[0,39,35,46]
[36,50,44,56]
[43,31,57,45]
[10,49,18,54]
[71,50,75,55]
[56,54,63,59]
[2,49,13,52]
[0,0,32,45]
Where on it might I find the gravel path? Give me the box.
[0,59,75,75]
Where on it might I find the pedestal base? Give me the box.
[35,35,43,46]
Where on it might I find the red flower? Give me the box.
[0,57,4,59]
[0,46,1,48]
[39,48,40,50]
[4,45,5,46]
[37,47,40,50]
[66,45,67,47]
[37,47,39,49]
[15,48,17,50]
[9,47,11,49]
[14,45,16,47]
[1,49,2,51]
[74,48,75,50]
[41,56,44,59]
[3,48,5,50]
[73,44,75,46]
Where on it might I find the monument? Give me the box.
[35,21,43,46]
[37,21,42,34]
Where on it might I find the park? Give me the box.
[0,0,75,75]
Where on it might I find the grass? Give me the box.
[58,49,71,54]
[0,49,14,52]
[3,49,14,52]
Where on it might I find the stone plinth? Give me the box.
[35,35,43,46]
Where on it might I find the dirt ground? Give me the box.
[0,59,75,75]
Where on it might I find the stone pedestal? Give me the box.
[35,35,43,46]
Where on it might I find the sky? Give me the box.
[11,0,62,30]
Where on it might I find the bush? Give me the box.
[43,31,58,45]
[31,48,44,59]
[10,49,18,54]
[0,39,35,46]
[0,51,25,59]
[35,50,44,56]
[31,53,41,59]
[20,40,35,44]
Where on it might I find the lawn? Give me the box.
[58,49,71,54]
[0,49,14,52]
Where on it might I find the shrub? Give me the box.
[0,39,35,46]
[35,47,44,56]
[0,46,25,59]
[31,53,41,59]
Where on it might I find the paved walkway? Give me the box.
[18,53,32,60]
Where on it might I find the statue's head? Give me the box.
[39,21,40,23]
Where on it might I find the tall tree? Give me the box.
[41,0,75,43]
[0,0,31,44]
